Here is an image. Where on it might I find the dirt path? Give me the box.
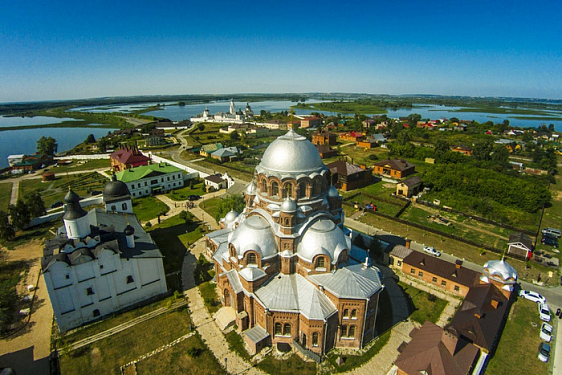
[0,240,53,375]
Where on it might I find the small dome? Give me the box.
[245,182,256,195]
[258,130,326,177]
[482,259,518,284]
[63,188,87,220]
[328,185,339,198]
[239,266,266,282]
[124,224,135,236]
[229,215,278,259]
[297,218,350,263]
[280,198,297,213]
[224,210,239,223]
[64,188,81,204]
[103,175,131,201]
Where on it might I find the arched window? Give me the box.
[343,309,349,318]
[122,203,127,211]
[312,180,320,195]
[247,253,256,265]
[312,332,319,347]
[348,325,356,338]
[298,183,307,198]
[316,257,325,269]
[283,323,291,336]
[337,250,348,266]
[351,309,357,319]
[261,179,268,194]
[284,183,292,198]
[271,182,279,197]
[341,325,348,337]
[275,323,282,335]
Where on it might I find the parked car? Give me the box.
[543,232,558,240]
[542,228,561,238]
[538,342,551,362]
[423,246,441,257]
[50,201,63,209]
[539,303,551,322]
[540,322,553,342]
[519,290,546,304]
[541,237,559,248]
[187,195,201,201]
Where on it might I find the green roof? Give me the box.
[116,163,182,183]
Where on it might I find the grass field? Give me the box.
[165,180,206,201]
[51,159,110,174]
[132,196,169,222]
[398,282,448,324]
[257,354,317,375]
[486,299,552,375]
[59,306,201,375]
[0,182,12,211]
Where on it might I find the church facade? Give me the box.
[42,178,167,332]
[206,130,383,355]
[191,99,254,124]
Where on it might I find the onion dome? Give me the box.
[256,130,326,177]
[481,259,518,285]
[224,210,239,225]
[280,198,297,213]
[328,185,339,198]
[124,224,135,236]
[297,218,350,264]
[103,174,131,203]
[63,188,87,220]
[229,215,278,259]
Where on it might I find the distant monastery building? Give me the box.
[191,99,254,124]
[206,130,383,356]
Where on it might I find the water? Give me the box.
[0,127,115,168]
[0,116,84,128]
[69,102,177,113]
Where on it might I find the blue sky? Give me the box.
[1,0,561,102]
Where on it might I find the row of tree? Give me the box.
[0,192,46,241]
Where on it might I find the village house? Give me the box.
[356,138,378,149]
[506,232,533,259]
[204,172,234,192]
[10,154,53,173]
[300,116,322,128]
[339,131,365,142]
[110,146,151,172]
[372,159,416,179]
[211,147,242,163]
[200,143,223,157]
[362,119,377,128]
[311,130,337,146]
[327,160,372,191]
[451,145,473,156]
[315,144,338,159]
[396,176,422,198]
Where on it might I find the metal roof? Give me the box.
[243,325,270,344]
[309,263,383,299]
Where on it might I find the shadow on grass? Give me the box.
[149,222,199,274]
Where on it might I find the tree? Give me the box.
[0,211,15,242]
[8,200,30,230]
[23,191,46,218]
[197,123,205,132]
[36,136,58,156]
[97,138,109,153]
[491,144,510,165]
[85,134,96,144]
[472,139,494,161]
[179,210,195,225]
[407,113,422,127]
[178,101,186,106]
[229,131,240,141]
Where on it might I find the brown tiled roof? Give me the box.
[205,174,225,184]
[326,160,366,177]
[389,245,413,259]
[315,145,334,153]
[446,283,509,351]
[374,159,415,171]
[395,321,479,375]
[403,251,480,287]
[507,232,533,250]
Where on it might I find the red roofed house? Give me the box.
[372,159,415,179]
[300,116,322,128]
[110,146,151,172]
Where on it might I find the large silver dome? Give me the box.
[297,218,350,264]
[257,130,326,176]
[229,215,278,259]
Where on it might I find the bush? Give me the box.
[427,294,437,302]
[186,347,203,357]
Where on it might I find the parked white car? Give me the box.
[540,322,553,342]
[519,290,546,304]
[542,228,561,238]
[423,246,441,257]
[539,303,551,322]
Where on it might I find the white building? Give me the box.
[42,180,167,332]
[115,163,186,198]
[191,99,254,124]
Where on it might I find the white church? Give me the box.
[191,99,254,124]
[42,177,168,332]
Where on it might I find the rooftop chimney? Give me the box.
[455,260,463,269]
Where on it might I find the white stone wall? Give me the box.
[125,171,185,198]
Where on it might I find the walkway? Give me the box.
[182,237,266,375]
[150,190,225,228]
[68,300,187,351]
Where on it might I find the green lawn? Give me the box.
[165,180,206,201]
[486,299,551,375]
[136,333,223,374]
[257,354,317,375]
[225,331,252,361]
[198,281,221,314]
[0,182,12,211]
[59,306,196,375]
[51,158,110,174]
[198,197,222,221]
[132,196,169,222]
[398,282,448,325]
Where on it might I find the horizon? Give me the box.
[2,0,562,102]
